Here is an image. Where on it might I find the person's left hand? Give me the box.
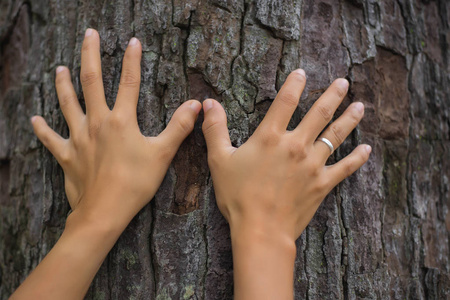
[32,28,201,229]
[12,28,200,300]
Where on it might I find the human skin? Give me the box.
[10,28,201,299]
[202,70,371,299]
[10,29,369,300]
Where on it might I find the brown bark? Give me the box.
[0,0,449,299]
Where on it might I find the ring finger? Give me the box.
[314,102,364,162]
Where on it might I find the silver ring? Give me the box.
[318,137,334,154]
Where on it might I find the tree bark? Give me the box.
[1,0,449,299]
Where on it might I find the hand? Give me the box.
[202,69,371,299]
[11,28,200,300]
[31,28,201,229]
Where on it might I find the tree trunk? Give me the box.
[1,0,449,299]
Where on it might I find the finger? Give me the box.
[259,69,306,132]
[80,28,108,119]
[114,37,142,117]
[201,99,234,158]
[326,144,372,186]
[31,116,67,163]
[55,66,84,131]
[295,78,349,144]
[157,100,202,151]
[314,102,364,162]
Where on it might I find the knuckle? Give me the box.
[39,133,50,147]
[70,132,81,145]
[58,147,71,165]
[287,140,308,161]
[207,152,223,167]
[288,71,306,83]
[308,161,322,176]
[81,40,92,52]
[58,94,77,109]
[329,124,344,145]
[176,115,194,134]
[316,176,330,192]
[202,117,222,136]
[278,92,299,108]
[333,83,347,99]
[153,138,177,162]
[314,104,333,122]
[119,69,140,88]
[71,129,88,149]
[312,182,332,203]
[344,161,356,178]
[88,122,102,138]
[55,72,66,85]
[158,144,175,161]
[258,126,281,147]
[349,108,362,125]
[360,148,370,162]
[80,71,100,87]
[110,112,126,128]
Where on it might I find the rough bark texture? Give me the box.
[1,0,449,299]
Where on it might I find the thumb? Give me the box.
[202,99,233,158]
[158,100,202,149]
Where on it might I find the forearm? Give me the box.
[11,197,129,299]
[230,224,297,300]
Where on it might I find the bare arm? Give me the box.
[202,70,371,299]
[11,28,201,300]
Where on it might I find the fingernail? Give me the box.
[31,116,38,124]
[129,37,138,46]
[295,69,306,77]
[203,99,214,112]
[56,66,65,74]
[190,101,201,113]
[354,102,364,113]
[338,78,349,90]
[365,145,372,154]
[85,28,93,37]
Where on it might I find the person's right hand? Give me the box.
[201,69,371,299]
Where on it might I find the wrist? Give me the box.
[229,215,297,251]
[230,223,297,259]
[65,189,136,239]
[65,209,125,240]
[230,223,296,300]
[67,185,146,236]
